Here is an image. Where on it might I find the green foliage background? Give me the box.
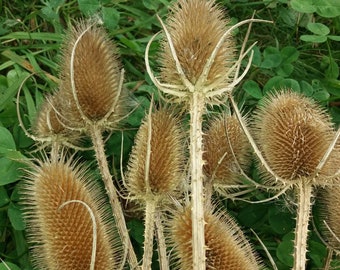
[0,0,340,269]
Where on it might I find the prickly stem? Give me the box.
[142,200,157,270]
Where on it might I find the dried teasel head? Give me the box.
[59,20,126,130]
[203,114,250,187]
[318,184,340,252]
[126,107,185,202]
[169,204,261,269]
[21,156,121,269]
[32,92,80,145]
[158,0,235,101]
[253,90,335,184]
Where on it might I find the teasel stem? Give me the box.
[189,91,206,270]
[155,211,169,270]
[142,199,157,270]
[89,125,139,269]
[293,182,313,270]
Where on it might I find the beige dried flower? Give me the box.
[169,205,261,270]
[253,91,334,184]
[59,20,126,130]
[203,114,250,186]
[22,156,121,269]
[126,107,184,202]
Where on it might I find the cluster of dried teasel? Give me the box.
[19,0,340,269]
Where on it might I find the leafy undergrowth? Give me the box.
[0,0,340,269]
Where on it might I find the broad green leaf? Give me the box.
[276,63,294,77]
[0,262,21,270]
[143,0,159,10]
[0,127,16,154]
[8,203,26,231]
[261,46,282,68]
[268,207,294,234]
[291,0,316,13]
[328,35,340,41]
[308,240,327,267]
[263,76,284,93]
[300,34,327,43]
[77,0,101,15]
[313,0,340,17]
[326,58,339,79]
[313,90,330,102]
[280,46,299,63]
[127,218,144,244]
[242,80,262,99]
[307,22,330,36]
[102,7,120,31]
[251,45,262,67]
[300,80,314,96]
[280,78,301,92]
[0,186,10,207]
[276,232,294,267]
[237,204,267,227]
[0,157,22,185]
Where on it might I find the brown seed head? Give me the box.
[22,157,120,269]
[160,0,235,90]
[126,107,184,202]
[59,21,126,129]
[203,115,250,186]
[169,205,261,269]
[253,91,334,184]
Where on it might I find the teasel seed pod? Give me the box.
[203,114,250,187]
[253,90,334,184]
[59,20,126,130]
[159,0,235,101]
[21,156,121,269]
[126,107,185,202]
[318,183,340,252]
[169,204,261,270]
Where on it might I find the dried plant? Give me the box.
[21,156,121,270]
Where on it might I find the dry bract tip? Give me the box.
[203,114,250,186]
[169,205,261,270]
[253,90,335,185]
[59,20,126,130]
[21,157,121,269]
[126,107,184,202]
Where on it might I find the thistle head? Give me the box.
[59,20,127,130]
[253,90,334,184]
[159,0,235,100]
[126,107,185,202]
[203,114,250,187]
[169,205,261,269]
[21,156,121,269]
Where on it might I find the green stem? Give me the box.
[189,91,206,270]
[90,125,139,269]
[293,182,313,270]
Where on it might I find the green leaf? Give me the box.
[276,63,294,77]
[127,219,144,244]
[268,207,294,234]
[300,35,327,43]
[308,240,327,267]
[326,58,339,79]
[0,127,16,154]
[261,46,282,68]
[280,78,301,92]
[300,80,314,96]
[263,76,284,93]
[0,157,22,185]
[143,0,159,10]
[0,262,21,270]
[102,7,120,31]
[313,90,330,102]
[8,203,26,231]
[0,186,10,207]
[242,80,262,99]
[280,46,299,63]
[313,0,340,18]
[290,0,316,13]
[328,35,340,41]
[276,232,294,267]
[77,0,101,15]
[307,22,330,36]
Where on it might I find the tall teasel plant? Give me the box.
[145,0,268,268]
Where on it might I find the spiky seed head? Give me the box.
[253,91,334,184]
[21,157,121,269]
[203,114,250,186]
[126,107,184,202]
[318,184,340,251]
[160,0,235,90]
[59,20,126,129]
[169,205,261,270]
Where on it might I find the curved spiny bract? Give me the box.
[203,114,250,187]
[169,205,261,270]
[253,90,334,185]
[21,157,121,269]
[59,20,126,130]
[126,107,185,203]
[159,0,235,101]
